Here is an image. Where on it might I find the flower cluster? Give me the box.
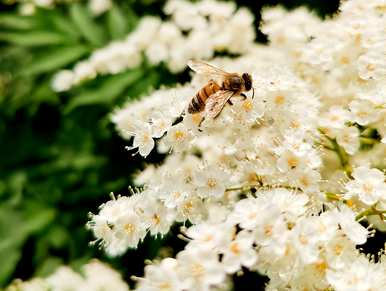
[18,0,111,16]
[52,0,255,92]
[88,0,386,290]
[6,260,129,291]
[135,191,380,291]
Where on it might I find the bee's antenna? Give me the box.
[252,87,255,99]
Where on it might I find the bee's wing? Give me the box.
[188,60,232,80]
[205,90,234,119]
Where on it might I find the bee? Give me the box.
[187,60,253,122]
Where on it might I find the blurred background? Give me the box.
[0,0,340,289]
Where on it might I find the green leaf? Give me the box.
[0,206,25,285]
[0,31,71,47]
[0,246,21,286]
[0,14,37,30]
[65,69,143,112]
[21,203,56,235]
[106,4,129,39]
[70,3,105,47]
[48,12,82,40]
[34,257,63,277]
[22,45,89,75]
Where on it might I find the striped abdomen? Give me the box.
[188,80,221,113]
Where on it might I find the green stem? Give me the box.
[325,192,342,201]
[329,138,352,177]
[355,207,386,221]
[360,136,379,145]
[318,129,351,175]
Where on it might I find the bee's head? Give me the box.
[242,73,252,91]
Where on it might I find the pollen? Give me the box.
[330,115,339,122]
[264,225,273,237]
[242,100,253,112]
[289,120,300,129]
[274,95,285,105]
[357,111,369,118]
[158,282,172,291]
[191,263,205,277]
[183,201,194,212]
[340,56,350,65]
[287,156,299,169]
[299,235,308,245]
[207,178,217,188]
[204,234,214,242]
[366,63,375,71]
[299,176,310,187]
[174,130,185,141]
[362,183,374,194]
[314,260,327,274]
[230,242,241,255]
[287,222,294,230]
[334,244,344,255]
[124,223,135,235]
[153,214,161,225]
[248,212,257,219]
[345,199,355,208]
[142,133,151,142]
[248,172,258,182]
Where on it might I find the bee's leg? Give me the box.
[227,99,234,106]
[172,113,185,126]
[198,116,205,132]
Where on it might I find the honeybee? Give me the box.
[187,60,253,122]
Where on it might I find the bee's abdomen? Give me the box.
[188,81,220,113]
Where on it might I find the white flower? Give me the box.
[268,188,309,219]
[127,123,155,157]
[332,205,368,245]
[84,2,386,288]
[319,106,350,130]
[254,211,288,256]
[151,113,172,138]
[177,246,225,291]
[186,223,232,250]
[194,165,229,198]
[12,278,49,291]
[82,260,129,291]
[73,61,96,84]
[336,126,360,155]
[276,148,305,173]
[137,258,187,291]
[34,0,54,7]
[221,230,257,273]
[327,256,386,291]
[51,70,74,92]
[349,100,381,126]
[142,200,174,236]
[164,123,192,152]
[52,0,256,90]
[89,0,111,16]
[345,166,386,205]
[292,170,321,193]
[114,210,147,249]
[229,198,261,230]
[46,267,83,290]
[12,260,129,291]
[146,42,168,65]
